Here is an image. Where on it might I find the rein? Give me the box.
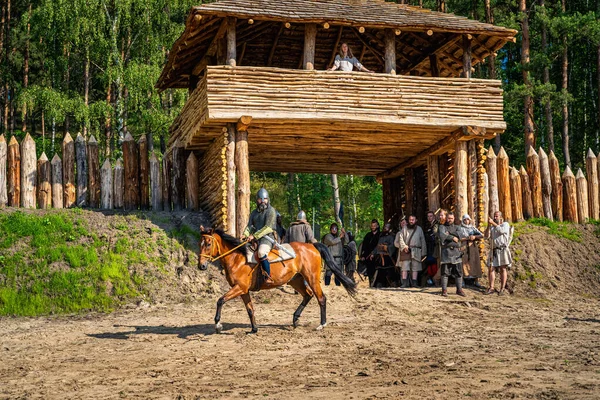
[200,234,247,263]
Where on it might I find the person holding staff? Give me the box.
[328,43,373,72]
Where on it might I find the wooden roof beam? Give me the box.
[401,34,461,75]
[237,115,253,131]
[351,28,384,66]
[192,19,229,76]
[328,26,344,68]
[267,23,285,66]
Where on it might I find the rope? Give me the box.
[200,234,248,263]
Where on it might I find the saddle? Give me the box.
[245,244,296,264]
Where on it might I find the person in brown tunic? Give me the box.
[285,210,317,244]
[459,214,484,288]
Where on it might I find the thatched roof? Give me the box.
[157,0,517,90]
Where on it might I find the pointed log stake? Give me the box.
[562,166,577,223]
[486,146,499,217]
[37,153,51,209]
[113,158,124,209]
[87,135,100,208]
[538,148,553,220]
[75,133,88,207]
[586,149,599,220]
[510,167,524,221]
[427,155,440,214]
[549,150,563,222]
[100,159,113,210]
[519,166,534,220]
[186,152,199,211]
[123,133,139,210]
[526,146,542,218]
[576,169,589,224]
[20,133,37,208]
[454,140,468,221]
[172,141,186,211]
[150,153,162,211]
[62,133,75,208]
[496,147,512,222]
[138,135,149,210]
[8,136,21,207]
[51,154,63,209]
[0,135,6,207]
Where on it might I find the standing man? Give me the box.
[485,211,513,296]
[344,232,358,282]
[276,212,286,243]
[323,223,348,286]
[424,211,439,286]
[371,222,397,287]
[285,210,317,244]
[433,209,448,287]
[395,215,427,288]
[241,188,278,284]
[437,212,467,297]
[359,219,381,285]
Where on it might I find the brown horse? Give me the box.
[198,227,357,334]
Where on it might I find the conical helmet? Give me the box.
[297,210,307,221]
[256,188,269,201]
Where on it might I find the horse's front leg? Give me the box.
[241,293,257,334]
[214,285,244,334]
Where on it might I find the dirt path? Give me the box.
[1,284,599,399]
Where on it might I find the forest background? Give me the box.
[1,0,599,238]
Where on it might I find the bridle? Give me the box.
[199,233,247,263]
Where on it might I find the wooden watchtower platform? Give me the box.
[157,0,517,234]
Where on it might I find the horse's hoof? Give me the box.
[315,323,327,331]
[215,323,223,334]
[293,319,299,328]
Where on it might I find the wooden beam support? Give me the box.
[427,155,441,214]
[462,34,472,79]
[267,23,285,67]
[402,34,461,75]
[192,19,228,75]
[384,28,396,75]
[351,28,384,66]
[328,26,344,68]
[235,122,251,237]
[226,17,237,67]
[226,123,237,236]
[237,115,253,132]
[429,54,439,77]
[303,23,317,70]
[455,140,468,221]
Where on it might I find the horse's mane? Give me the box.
[214,229,248,254]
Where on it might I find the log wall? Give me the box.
[199,129,229,229]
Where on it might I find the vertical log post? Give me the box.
[236,119,251,235]
[150,153,162,211]
[549,150,563,221]
[486,146,499,217]
[462,35,472,79]
[427,155,440,214]
[75,133,88,207]
[100,159,113,210]
[404,168,415,217]
[382,178,393,223]
[123,133,139,210]
[384,28,396,75]
[429,54,440,77]
[162,154,172,211]
[454,140,468,222]
[7,136,20,207]
[496,147,512,221]
[20,133,36,208]
[526,146,543,218]
[476,139,486,230]
[113,158,124,209]
[538,147,553,220]
[482,172,489,224]
[303,23,317,70]
[87,135,100,208]
[37,153,51,209]
[51,154,63,209]
[171,141,186,211]
[0,134,6,207]
[186,152,199,211]
[510,167,524,221]
[467,140,477,223]
[586,149,599,220]
[562,166,577,223]
[62,133,75,208]
[575,169,589,223]
[226,17,237,67]
[226,123,237,235]
[519,166,534,220]
[139,135,149,210]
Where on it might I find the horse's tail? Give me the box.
[313,243,358,298]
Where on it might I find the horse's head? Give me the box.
[198,225,219,271]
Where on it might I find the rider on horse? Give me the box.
[241,188,278,284]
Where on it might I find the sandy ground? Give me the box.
[1,282,599,400]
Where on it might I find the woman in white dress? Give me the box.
[328,43,372,72]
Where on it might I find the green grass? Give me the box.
[526,218,583,242]
[0,211,174,317]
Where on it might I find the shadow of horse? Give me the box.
[87,322,292,340]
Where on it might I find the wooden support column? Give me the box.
[476,139,486,230]
[162,154,172,211]
[586,149,599,220]
[172,141,186,211]
[226,123,237,236]
[562,166,577,223]
[526,146,543,218]
[405,168,414,217]
[123,133,139,211]
[467,140,477,222]
[62,133,75,208]
[113,158,124,209]
[482,171,489,225]
[462,34,472,79]
[497,147,512,222]
[427,155,440,214]
[303,23,317,70]
[100,159,113,210]
[21,133,36,208]
[236,119,251,235]
[75,133,87,207]
[7,136,20,207]
[440,152,455,212]
[199,129,228,228]
[37,153,51,209]
[139,135,149,210]
[0,134,6,207]
[186,152,199,211]
[510,167,524,222]
[51,155,63,209]
[549,150,563,221]
[429,54,439,77]
[382,178,393,223]
[486,146,499,218]
[87,135,100,208]
[150,153,162,211]
[454,140,468,221]
[519,166,534,220]
[226,17,237,67]
[384,28,396,75]
[538,148,553,220]
[576,169,589,223]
